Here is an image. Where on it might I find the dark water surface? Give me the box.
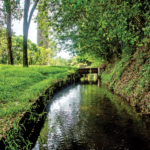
[32,81,150,150]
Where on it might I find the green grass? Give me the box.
[0,65,77,136]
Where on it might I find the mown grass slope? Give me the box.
[0,65,77,137]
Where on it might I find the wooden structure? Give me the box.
[98,63,108,74]
[78,68,98,75]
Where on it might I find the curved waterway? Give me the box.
[32,81,150,150]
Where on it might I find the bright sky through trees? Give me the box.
[11,0,70,59]
[12,18,71,59]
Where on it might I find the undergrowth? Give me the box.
[3,122,32,150]
[100,48,150,111]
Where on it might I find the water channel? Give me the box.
[32,79,150,150]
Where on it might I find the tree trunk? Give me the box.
[23,24,28,67]
[23,0,39,67]
[23,0,30,67]
[7,0,14,65]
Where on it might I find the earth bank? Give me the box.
[100,47,150,115]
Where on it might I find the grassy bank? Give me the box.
[100,48,150,114]
[0,65,77,138]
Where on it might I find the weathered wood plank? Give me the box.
[78,68,98,74]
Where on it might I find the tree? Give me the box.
[23,0,39,67]
[3,0,22,65]
[36,47,55,65]
[5,0,13,64]
[0,28,7,64]
[0,1,6,28]
[38,0,150,62]
[0,28,58,65]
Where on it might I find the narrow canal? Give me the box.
[32,80,150,150]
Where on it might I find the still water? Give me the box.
[32,81,150,150]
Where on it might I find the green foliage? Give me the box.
[0,65,77,118]
[0,0,22,27]
[50,56,80,67]
[35,47,55,65]
[138,63,150,90]
[125,79,136,94]
[101,60,122,83]
[0,28,7,63]
[38,0,150,62]
[3,122,32,150]
[101,53,132,85]
[0,65,77,146]
[0,29,58,65]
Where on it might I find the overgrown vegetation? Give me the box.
[38,0,150,63]
[3,122,32,150]
[100,47,150,112]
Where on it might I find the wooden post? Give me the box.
[98,67,100,76]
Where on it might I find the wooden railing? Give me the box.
[78,68,98,74]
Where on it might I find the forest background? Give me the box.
[0,0,89,67]
[1,0,150,68]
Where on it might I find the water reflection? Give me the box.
[32,81,150,150]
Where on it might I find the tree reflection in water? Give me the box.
[33,82,150,150]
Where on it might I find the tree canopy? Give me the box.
[38,0,150,62]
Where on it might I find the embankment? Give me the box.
[100,48,150,115]
[0,65,79,149]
